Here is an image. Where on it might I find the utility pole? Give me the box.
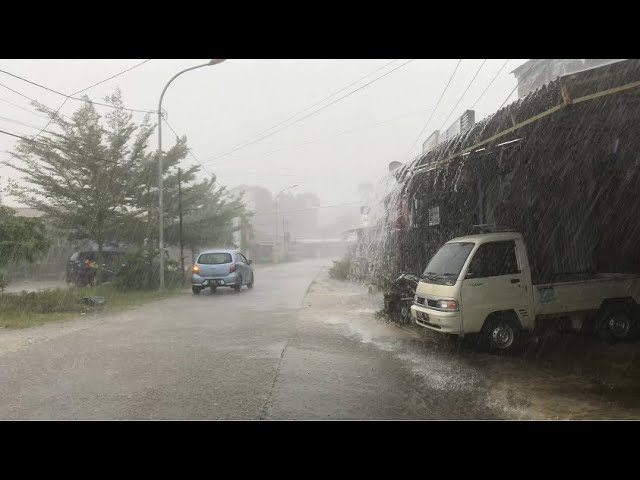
[240,214,247,254]
[178,167,184,284]
[283,217,287,259]
[273,184,298,263]
[274,200,279,263]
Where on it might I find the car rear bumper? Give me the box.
[192,272,238,287]
[411,304,463,334]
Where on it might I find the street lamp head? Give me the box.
[209,59,227,66]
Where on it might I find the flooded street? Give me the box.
[2,58,639,422]
[2,258,636,419]
[281,263,640,419]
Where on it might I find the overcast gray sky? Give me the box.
[0,59,526,209]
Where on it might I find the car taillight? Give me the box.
[229,263,237,273]
[192,265,199,273]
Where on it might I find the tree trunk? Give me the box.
[96,239,104,285]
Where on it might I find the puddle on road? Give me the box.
[319,311,488,399]
[313,297,640,419]
[321,313,404,351]
[306,274,640,418]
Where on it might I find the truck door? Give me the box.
[460,240,531,333]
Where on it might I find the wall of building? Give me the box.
[391,60,640,284]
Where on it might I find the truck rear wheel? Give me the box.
[598,303,637,342]
[483,314,522,354]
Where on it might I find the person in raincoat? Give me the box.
[80,258,98,286]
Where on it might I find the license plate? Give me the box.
[417,311,428,321]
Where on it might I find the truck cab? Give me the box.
[412,231,640,352]
[412,232,531,342]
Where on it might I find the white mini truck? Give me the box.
[411,231,640,352]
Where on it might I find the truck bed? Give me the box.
[534,273,640,316]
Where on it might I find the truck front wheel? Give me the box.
[483,314,522,354]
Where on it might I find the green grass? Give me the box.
[0,285,183,329]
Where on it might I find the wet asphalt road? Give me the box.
[0,259,509,420]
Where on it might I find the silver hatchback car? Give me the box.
[191,249,254,295]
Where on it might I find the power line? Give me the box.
[205,105,431,167]
[0,60,154,115]
[218,59,414,159]
[0,81,37,102]
[0,128,118,165]
[33,98,69,139]
[208,92,484,167]
[471,59,510,109]
[217,59,399,156]
[0,114,79,139]
[1,60,153,141]
[438,59,486,131]
[205,59,416,163]
[164,118,217,182]
[0,114,52,132]
[0,68,68,96]
[0,96,50,120]
[404,59,462,160]
[0,82,71,120]
[31,60,153,140]
[74,59,151,95]
[497,60,535,111]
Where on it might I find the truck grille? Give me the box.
[415,297,440,308]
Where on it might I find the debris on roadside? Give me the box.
[80,296,106,306]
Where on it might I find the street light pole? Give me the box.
[273,184,298,263]
[157,59,226,291]
[178,167,184,284]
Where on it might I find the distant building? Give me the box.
[512,59,625,99]
[422,110,475,156]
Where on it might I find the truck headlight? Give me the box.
[436,299,459,311]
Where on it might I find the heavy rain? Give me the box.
[0,59,638,420]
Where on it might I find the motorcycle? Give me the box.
[74,262,120,287]
[383,272,420,324]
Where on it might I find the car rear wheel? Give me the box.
[247,273,254,289]
[234,276,242,292]
[192,286,202,296]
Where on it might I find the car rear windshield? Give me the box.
[198,253,233,265]
[422,242,474,285]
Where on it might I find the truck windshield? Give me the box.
[422,242,474,285]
